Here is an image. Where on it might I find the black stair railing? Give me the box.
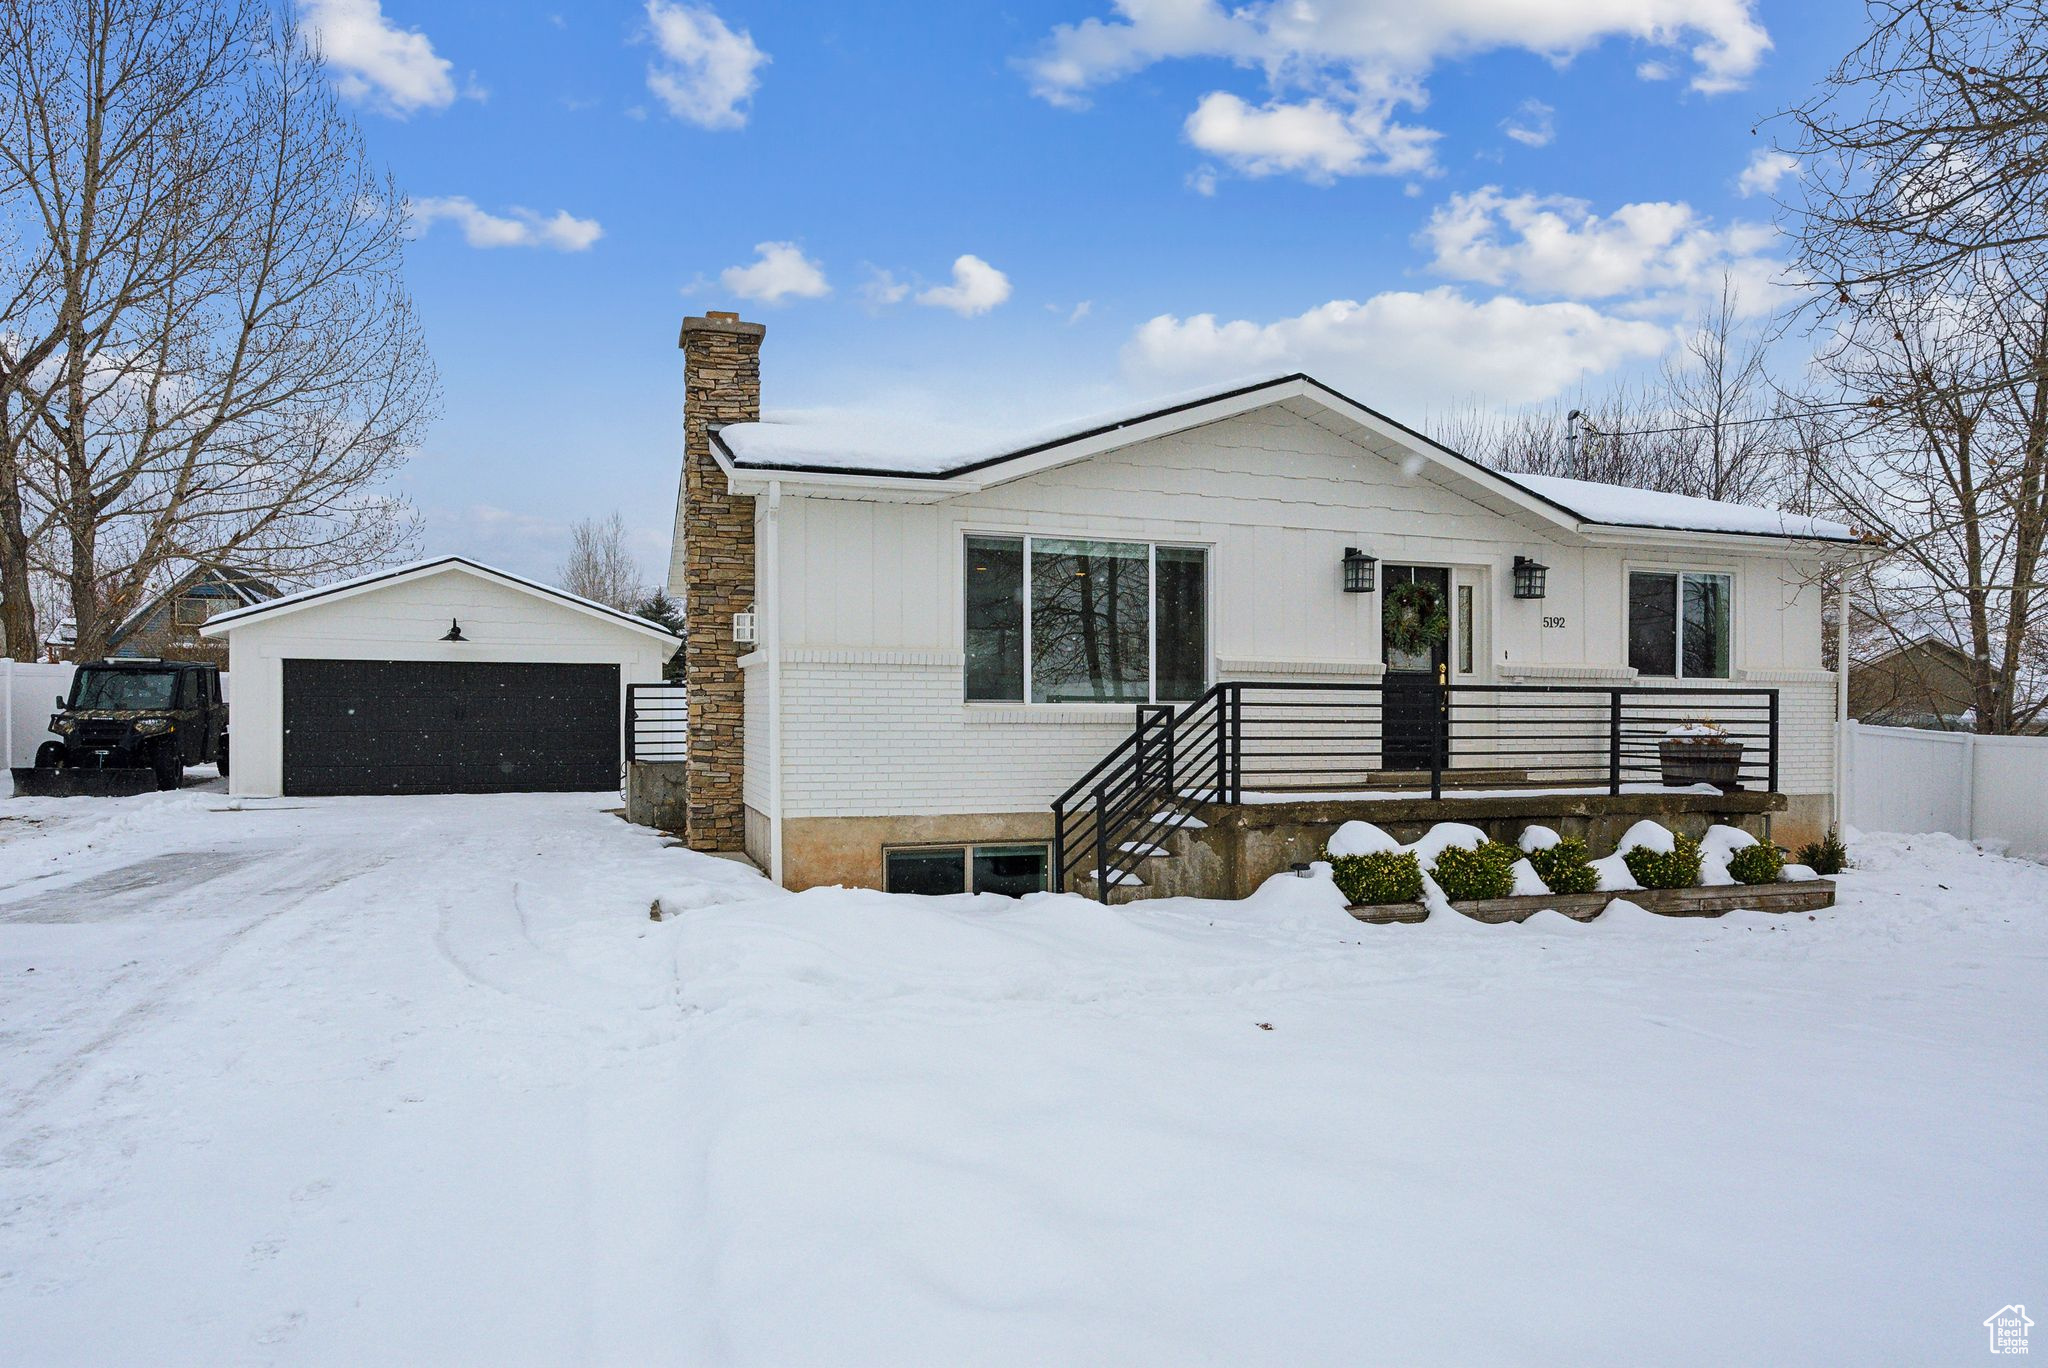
[1051,681,1780,900]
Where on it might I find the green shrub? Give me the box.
[1622,833,1703,890]
[1796,829,1849,876]
[1328,850,1424,905]
[1527,837,1599,895]
[1726,842,1785,886]
[1430,840,1520,902]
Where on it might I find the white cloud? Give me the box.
[300,0,458,116]
[1022,0,1768,180]
[1736,149,1800,198]
[1123,289,1670,408]
[1185,89,1436,181]
[409,197,603,251]
[917,255,1012,317]
[859,268,911,307]
[1500,98,1554,148]
[1420,187,1779,311]
[719,242,829,303]
[644,1,767,130]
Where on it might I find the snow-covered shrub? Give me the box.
[1796,829,1849,876]
[1328,850,1424,905]
[1527,837,1599,895]
[1430,841,1520,901]
[1326,820,1400,858]
[1622,832,1703,889]
[1726,842,1784,885]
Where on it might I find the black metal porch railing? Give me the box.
[1050,681,1781,899]
[625,681,688,762]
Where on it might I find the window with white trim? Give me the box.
[1628,571,1732,678]
[964,536,1208,703]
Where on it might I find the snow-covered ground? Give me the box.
[0,785,2042,1365]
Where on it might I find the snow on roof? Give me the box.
[717,372,1297,475]
[199,554,681,641]
[717,371,1863,544]
[1510,473,1858,542]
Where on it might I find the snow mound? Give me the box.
[1327,820,1401,857]
[1518,824,1561,852]
[1589,853,1644,892]
[1407,822,1489,863]
[1617,819,1677,854]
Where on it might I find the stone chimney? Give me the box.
[678,311,764,852]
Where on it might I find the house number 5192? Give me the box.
[1542,615,1566,629]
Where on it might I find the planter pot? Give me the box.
[1659,738,1744,790]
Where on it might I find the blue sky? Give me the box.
[311,0,1867,583]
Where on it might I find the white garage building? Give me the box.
[201,557,679,799]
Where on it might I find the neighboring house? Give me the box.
[105,565,280,667]
[666,314,1875,897]
[41,617,76,663]
[1848,629,1977,730]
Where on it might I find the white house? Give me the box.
[202,557,678,798]
[666,314,1874,898]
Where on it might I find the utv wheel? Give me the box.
[152,741,183,791]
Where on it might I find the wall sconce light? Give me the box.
[1342,547,1377,594]
[440,618,466,641]
[1512,556,1550,600]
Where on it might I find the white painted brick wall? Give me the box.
[780,658,1131,818]
[775,659,1839,818]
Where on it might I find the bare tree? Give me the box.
[0,0,437,660]
[1432,277,1796,505]
[1779,0,2048,733]
[559,513,644,611]
[1780,0,2048,305]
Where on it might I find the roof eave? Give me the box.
[200,556,682,645]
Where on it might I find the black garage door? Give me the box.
[283,660,621,795]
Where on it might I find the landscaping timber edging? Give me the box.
[1348,878,1837,924]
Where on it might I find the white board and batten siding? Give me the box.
[760,406,1840,821]
[208,563,674,798]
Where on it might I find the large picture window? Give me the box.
[964,535,1208,703]
[1628,571,1732,678]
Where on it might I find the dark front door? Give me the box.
[1381,565,1450,771]
[282,659,620,796]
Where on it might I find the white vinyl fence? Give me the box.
[1840,720,2048,860]
[3,658,77,770]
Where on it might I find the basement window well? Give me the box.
[883,843,1050,897]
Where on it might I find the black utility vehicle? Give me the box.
[12,659,228,797]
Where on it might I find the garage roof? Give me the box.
[198,555,683,645]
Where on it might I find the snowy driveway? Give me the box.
[0,785,2044,1365]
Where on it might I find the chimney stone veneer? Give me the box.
[679,312,763,851]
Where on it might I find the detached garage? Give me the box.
[200,557,680,799]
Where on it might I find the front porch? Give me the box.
[1053,680,1787,900]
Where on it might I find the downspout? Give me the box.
[1835,562,1852,832]
[764,480,785,885]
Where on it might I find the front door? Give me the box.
[1381,565,1450,770]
